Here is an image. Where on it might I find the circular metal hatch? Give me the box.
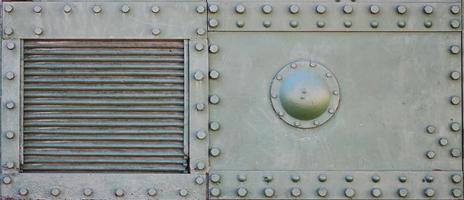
[270,60,340,129]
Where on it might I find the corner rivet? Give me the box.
[398,176,407,183]
[235,4,246,14]
[34,27,43,36]
[210,187,221,197]
[195,103,205,111]
[6,42,15,50]
[398,188,408,197]
[237,174,247,182]
[178,189,189,197]
[6,102,15,109]
[343,5,353,14]
[289,5,299,14]
[121,5,130,13]
[450,96,461,105]
[19,188,29,196]
[262,5,273,14]
[451,174,462,183]
[425,151,436,159]
[195,176,205,185]
[196,161,206,170]
[397,5,407,14]
[2,176,11,184]
[151,6,160,13]
[208,19,219,28]
[263,188,275,197]
[209,95,220,104]
[290,187,301,197]
[210,174,221,183]
[317,187,328,197]
[115,189,124,197]
[209,121,220,131]
[450,45,461,54]
[147,188,157,196]
[344,188,356,198]
[33,6,42,13]
[196,6,205,14]
[424,188,435,197]
[450,122,461,132]
[209,147,221,157]
[64,5,72,13]
[4,27,14,36]
[369,5,380,14]
[426,125,436,134]
[51,188,61,197]
[5,131,15,139]
[209,70,220,79]
[4,5,14,13]
[92,6,102,14]
[83,188,93,196]
[452,188,463,198]
[196,28,206,36]
[438,138,449,146]
[450,19,461,29]
[450,71,461,80]
[371,188,382,198]
[237,187,248,197]
[208,4,219,13]
[450,148,461,158]
[151,28,161,36]
[316,5,327,14]
[450,5,461,14]
[209,44,219,53]
[5,72,15,80]
[194,43,204,51]
[423,5,433,14]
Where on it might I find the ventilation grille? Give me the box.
[22,40,188,173]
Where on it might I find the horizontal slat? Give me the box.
[23,129,183,135]
[24,150,185,157]
[24,121,184,127]
[22,165,187,172]
[24,77,183,84]
[24,100,184,106]
[24,49,184,56]
[24,55,184,62]
[24,135,183,141]
[24,106,183,112]
[24,142,183,149]
[24,92,183,99]
[24,70,184,76]
[24,85,184,91]
[24,40,184,48]
[25,63,184,70]
[24,157,186,164]
[24,113,184,120]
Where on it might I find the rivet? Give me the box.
[371,188,382,198]
[121,5,130,13]
[369,5,380,14]
[424,188,435,197]
[328,108,335,114]
[2,176,11,184]
[196,6,205,14]
[196,28,206,36]
[178,189,188,197]
[209,147,221,157]
[33,6,42,13]
[425,151,436,159]
[289,5,300,14]
[290,187,301,197]
[235,4,246,14]
[450,122,461,132]
[236,20,245,28]
[345,175,354,182]
[370,21,379,28]
[195,43,204,51]
[450,5,461,15]
[5,72,15,80]
[314,120,320,125]
[450,71,461,80]
[195,130,207,140]
[426,125,436,134]
[194,176,205,185]
[4,27,14,36]
[83,188,93,196]
[452,188,463,198]
[6,42,15,50]
[371,175,381,182]
[209,95,220,104]
[210,174,221,183]
[424,21,433,28]
[92,6,102,14]
[343,5,353,14]
[264,175,273,182]
[318,174,327,182]
[291,175,300,182]
[196,161,206,170]
[193,71,204,81]
[6,102,15,109]
[209,44,219,53]
[34,27,44,36]
[344,20,353,28]
[237,174,247,182]
[19,188,29,196]
[147,188,157,196]
[263,20,272,28]
[5,161,14,169]
[263,188,275,197]
[450,19,461,29]
[195,103,205,111]
[294,121,300,126]
[278,112,284,117]
[262,5,273,14]
[450,96,461,105]
[450,45,461,54]
[317,187,328,197]
[344,188,356,198]
[425,175,434,183]
[115,188,124,197]
[51,188,61,197]
[209,70,220,79]
[439,138,449,146]
[316,5,327,14]
[289,20,299,28]
[276,74,283,80]
[450,148,461,157]
[399,176,407,183]
[317,21,326,28]
[398,188,408,197]
[423,5,433,14]
[4,5,14,13]
[5,131,15,139]
[397,5,407,14]
[151,28,161,36]
[64,5,72,13]
[237,187,248,197]
[208,19,219,28]
[208,4,219,13]
[397,21,406,28]
[209,121,220,131]
[451,174,462,183]
[210,187,221,197]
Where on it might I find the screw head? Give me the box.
[196,5,205,14]
[397,5,407,14]
[344,188,356,198]
[450,5,461,14]
[150,6,160,13]
[452,188,463,198]
[83,188,93,196]
[317,187,328,197]
[5,72,15,80]
[19,188,29,196]
[208,18,219,28]
[92,6,102,13]
[237,174,247,182]
[451,174,462,183]
[344,20,353,28]
[263,188,275,197]
[439,138,449,146]
[450,96,461,105]
[195,103,205,111]
[399,176,407,183]
[2,176,11,184]
[345,175,354,182]
[4,5,14,13]
[398,188,408,197]
[209,44,219,53]
[343,5,353,14]
[115,189,124,197]
[369,5,380,14]
[450,45,461,54]
[208,4,219,13]
[147,188,157,196]
[151,28,161,36]
[196,161,206,170]
[317,21,326,28]
[262,5,273,14]
[263,20,272,28]
[289,5,299,14]
[371,188,382,198]
[450,71,461,80]
[194,176,205,185]
[316,5,327,14]
[6,102,15,109]
[34,27,43,35]
[4,27,13,36]
[450,148,461,157]
[289,20,299,28]
[209,70,220,79]
[195,130,206,140]
[450,122,461,132]
[371,175,381,182]
[318,174,327,182]
[209,147,221,157]
[425,151,436,159]
[290,187,301,197]
[51,188,61,196]
[33,6,42,13]
[210,187,221,197]
[209,121,220,131]
[423,5,433,14]
[64,5,72,13]
[235,4,246,14]
[424,20,433,28]
[5,161,14,169]
[210,174,221,183]
[178,189,188,197]
[5,131,15,139]
[291,175,300,182]
[237,187,248,197]
[426,125,436,134]
[196,28,206,36]
[424,188,435,197]
[6,42,15,50]
[397,21,406,28]
[450,19,461,29]
[120,5,130,13]
[370,21,379,28]
[209,95,220,104]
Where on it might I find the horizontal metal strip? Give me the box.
[24,113,184,120]
[24,85,184,91]
[24,135,183,141]
[24,56,184,62]
[24,100,184,106]
[22,164,186,172]
[24,70,185,76]
[24,49,184,56]
[24,77,184,84]
[24,157,186,164]
[23,129,183,135]
[23,121,184,127]
[25,63,184,70]
[24,40,185,48]
[24,150,185,157]
[24,92,184,99]
[24,106,183,112]
[24,142,183,149]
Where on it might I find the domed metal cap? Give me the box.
[270,60,340,129]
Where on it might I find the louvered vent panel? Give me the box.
[22,40,188,173]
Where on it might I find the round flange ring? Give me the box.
[270,60,340,129]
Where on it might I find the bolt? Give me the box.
[439,138,449,146]
[209,121,220,131]
[262,5,273,14]
[235,4,246,14]
[289,5,300,14]
[316,5,327,14]
[115,189,124,197]
[450,122,461,132]
[370,5,380,14]
[194,43,204,51]
[344,188,356,198]
[147,188,157,196]
[19,188,28,196]
[263,188,275,197]
[450,5,461,14]
[210,174,221,183]
[83,188,93,196]
[178,189,188,197]
[452,188,463,198]
[208,4,219,13]
[291,175,300,182]
[424,188,435,197]
[196,28,206,36]
[425,175,434,183]
[92,6,102,13]
[196,130,206,140]
[399,176,407,183]
[210,187,221,197]
[345,175,354,182]
[424,21,433,28]
[451,174,462,183]
[317,21,326,28]
[450,45,461,54]
[196,6,205,14]
[450,71,461,80]
[195,102,205,111]
[196,161,206,170]
[371,188,382,198]
[5,131,15,139]
[209,70,220,79]
[426,125,436,134]
[51,188,61,196]
[237,187,248,197]
[264,175,273,182]
[4,27,13,36]
[34,27,43,35]
[371,175,381,182]
[289,20,299,28]
[317,187,328,197]
[450,148,461,157]
[398,188,408,197]
[423,5,433,14]
[2,176,11,184]
[290,187,301,197]
[237,174,247,182]
[328,108,335,114]
[397,5,407,14]
[425,151,436,159]
[450,20,461,29]
[33,6,42,13]
[263,20,272,28]
[208,19,219,28]
[5,72,15,80]
[4,5,14,13]
[370,21,379,28]
[6,102,15,109]
[450,96,461,105]
[120,5,130,13]
[151,6,160,13]
[210,147,221,157]
[195,176,205,185]
[5,162,14,169]
[343,5,353,14]
[318,174,327,182]
[64,5,72,13]
[6,42,15,50]
[236,20,245,28]
[151,28,161,36]
[397,21,406,28]
[209,95,220,104]
[209,45,219,53]
[344,20,353,28]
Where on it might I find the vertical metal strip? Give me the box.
[184,40,189,157]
